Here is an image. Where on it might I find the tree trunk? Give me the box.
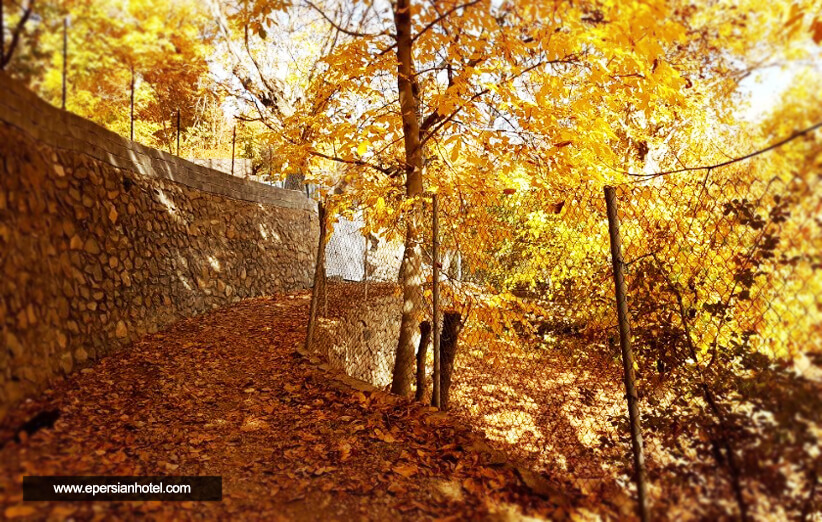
[389,0,425,396]
[391,226,424,394]
[438,312,462,410]
[415,321,432,401]
[305,202,327,352]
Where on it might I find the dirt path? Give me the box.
[0,292,587,521]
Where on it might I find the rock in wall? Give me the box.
[313,283,406,388]
[0,74,318,421]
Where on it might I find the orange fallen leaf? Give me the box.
[393,463,417,478]
[5,505,36,518]
[387,482,406,494]
[240,416,269,432]
[462,477,483,495]
[50,505,76,518]
[374,428,396,443]
[338,442,352,461]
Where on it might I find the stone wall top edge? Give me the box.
[0,72,316,213]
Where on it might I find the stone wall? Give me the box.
[313,283,404,388]
[0,73,319,421]
[187,158,256,179]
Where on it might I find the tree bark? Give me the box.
[389,0,425,396]
[304,202,327,352]
[415,321,432,401]
[0,0,36,70]
[438,312,462,410]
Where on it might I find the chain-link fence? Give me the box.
[304,149,821,519]
[305,202,412,389]
[612,167,822,520]
[437,183,640,512]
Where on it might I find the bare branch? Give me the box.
[621,121,822,180]
[308,149,394,176]
[303,0,392,40]
[1,0,36,69]
[412,0,483,43]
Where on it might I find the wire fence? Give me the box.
[305,151,822,519]
[613,169,822,520]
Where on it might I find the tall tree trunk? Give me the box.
[415,321,432,401]
[390,0,425,396]
[438,311,462,410]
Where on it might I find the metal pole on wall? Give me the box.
[432,193,441,408]
[130,65,135,141]
[62,18,68,110]
[176,109,181,156]
[363,233,369,301]
[1,0,5,70]
[604,186,650,522]
[231,125,236,176]
[305,201,327,352]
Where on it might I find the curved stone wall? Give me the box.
[0,74,318,421]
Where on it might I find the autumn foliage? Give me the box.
[2,0,821,518]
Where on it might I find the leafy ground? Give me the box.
[449,342,630,501]
[0,292,615,521]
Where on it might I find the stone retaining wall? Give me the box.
[0,73,319,421]
[314,283,404,388]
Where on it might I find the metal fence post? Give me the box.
[363,233,369,301]
[231,125,236,176]
[176,109,181,156]
[62,18,68,110]
[305,201,327,352]
[1,1,4,70]
[604,186,650,522]
[432,192,441,408]
[129,65,135,141]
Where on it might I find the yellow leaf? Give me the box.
[357,140,370,155]
[450,139,462,162]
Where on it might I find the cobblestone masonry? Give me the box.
[314,284,404,389]
[0,73,319,421]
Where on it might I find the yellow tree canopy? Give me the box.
[9,0,217,152]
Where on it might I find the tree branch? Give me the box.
[308,149,394,176]
[304,0,392,39]
[1,0,36,69]
[623,121,822,180]
[411,0,483,43]
[419,55,581,148]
